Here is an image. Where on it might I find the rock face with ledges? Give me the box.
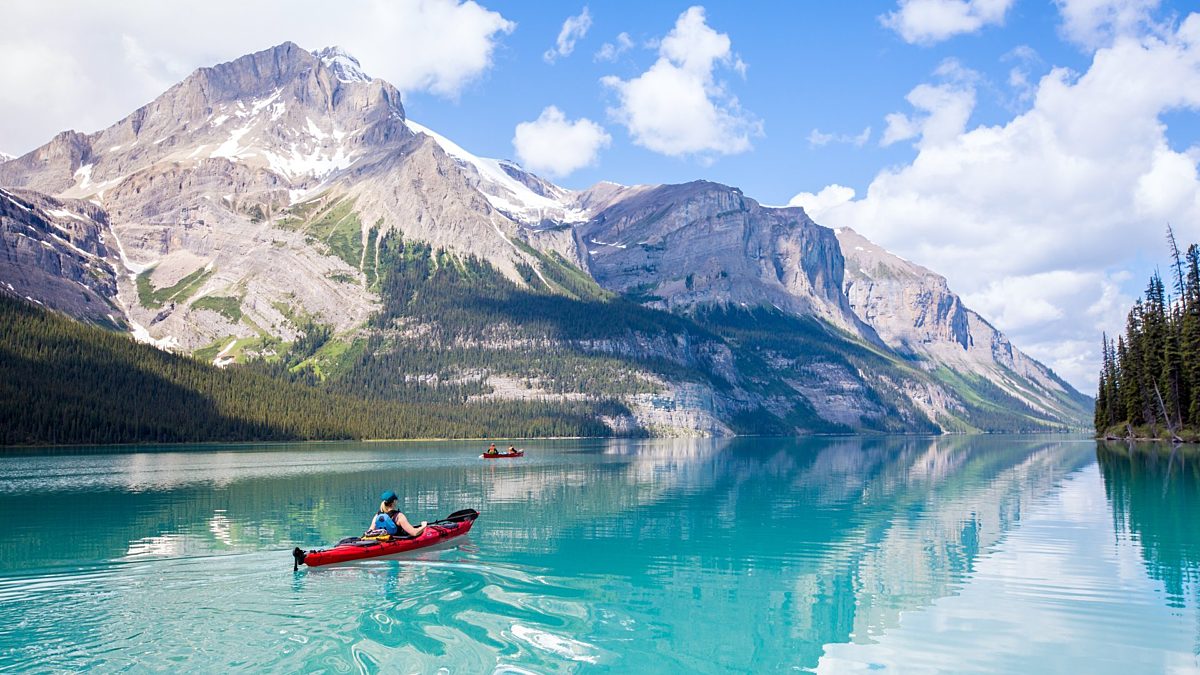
[837,226,1089,423]
[578,181,876,340]
[838,227,970,353]
[0,188,120,325]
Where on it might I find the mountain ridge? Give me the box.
[0,42,1090,437]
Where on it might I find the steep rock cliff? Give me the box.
[0,188,120,325]
[837,227,1091,426]
[579,181,875,340]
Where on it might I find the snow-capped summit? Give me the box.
[314,46,371,83]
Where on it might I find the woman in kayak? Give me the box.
[368,491,427,537]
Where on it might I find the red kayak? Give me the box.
[293,509,478,569]
[481,451,524,459]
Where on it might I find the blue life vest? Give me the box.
[371,511,398,534]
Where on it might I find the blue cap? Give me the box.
[381,490,398,502]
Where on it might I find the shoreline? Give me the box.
[0,430,1094,452]
[1099,435,1200,445]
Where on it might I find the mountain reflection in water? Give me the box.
[0,436,1195,673]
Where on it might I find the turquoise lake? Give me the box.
[0,436,1197,673]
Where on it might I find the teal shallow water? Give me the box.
[0,436,1196,673]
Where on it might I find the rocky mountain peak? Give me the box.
[314,46,372,83]
[0,131,94,194]
[579,180,874,339]
[0,42,409,199]
[837,226,969,353]
[186,41,318,106]
[836,226,1086,421]
[403,119,583,226]
[149,41,402,133]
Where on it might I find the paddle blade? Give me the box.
[444,509,479,523]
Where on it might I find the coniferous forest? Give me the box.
[1094,229,1200,441]
[0,294,619,446]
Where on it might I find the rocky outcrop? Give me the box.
[578,181,876,340]
[0,188,120,325]
[838,227,970,354]
[0,131,94,195]
[837,226,1090,424]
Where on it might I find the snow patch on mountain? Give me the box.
[210,125,253,159]
[108,227,152,280]
[0,152,13,163]
[129,317,179,350]
[200,93,357,181]
[404,119,587,225]
[262,144,355,181]
[315,46,372,83]
[74,164,93,189]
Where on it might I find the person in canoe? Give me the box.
[507,445,518,454]
[486,443,499,455]
[367,491,427,537]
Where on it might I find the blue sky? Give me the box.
[402,2,1089,200]
[1,0,1199,391]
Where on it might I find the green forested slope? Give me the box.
[256,237,862,435]
[0,294,616,446]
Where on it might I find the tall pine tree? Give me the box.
[1097,233,1200,438]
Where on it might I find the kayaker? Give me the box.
[368,491,427,537]
[486,443,499,455]
[507,445,517,454]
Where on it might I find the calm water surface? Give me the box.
[0,436,1197,673]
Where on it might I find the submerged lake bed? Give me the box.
[0,436,1196,673]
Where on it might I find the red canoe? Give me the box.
[293,509,478,568]
[481,451,524,459]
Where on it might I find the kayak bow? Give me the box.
[293,509,479,569]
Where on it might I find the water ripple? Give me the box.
[1,437,1197,673]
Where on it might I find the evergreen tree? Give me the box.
[1185,245,1200,426]
[1095,333,1114,431]
[1096,233,1200,437]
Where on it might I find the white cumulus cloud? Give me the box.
[0,0,515,154]
[881,59,978,147]
[880,82,976,148]
[882,0,1016,45]
[788,185,857,218]
[544,6,593,63]
[1055,0,1162,50]
[601,6,760,159]
[512,106,611,178]
[793,13,1200,391]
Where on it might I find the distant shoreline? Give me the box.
[0,430,1094,452]
[0,436,600,451]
